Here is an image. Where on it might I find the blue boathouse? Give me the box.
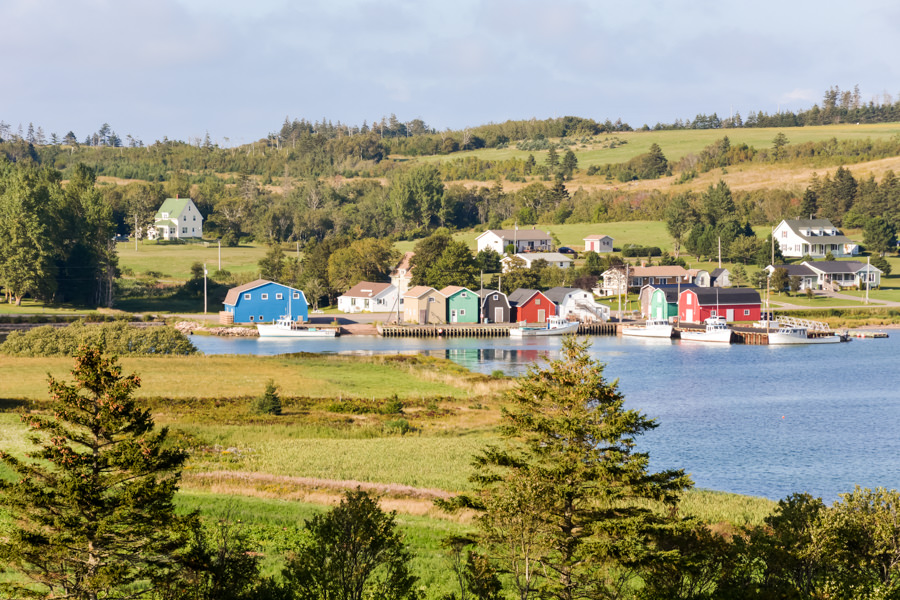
[222,279,308,324]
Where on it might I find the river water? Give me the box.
[190,332,899,503]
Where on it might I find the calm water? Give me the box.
[190,332,899,502]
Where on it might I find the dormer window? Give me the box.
[162,212,169,218]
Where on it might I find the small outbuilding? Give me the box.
[440,286,480,323]
[508,288,555,324]
[477,289,511,323]
[337,282,398,313]
[678,287,761,324]
[403,286,446,324]
[583,234,614,253]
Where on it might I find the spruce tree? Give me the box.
[0,347,189,600]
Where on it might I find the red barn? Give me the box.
[678,288,761,323]
[508,288,556,324]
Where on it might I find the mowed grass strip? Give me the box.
[182,432,487,492]
[116,241,271,281]
[0,355,477,401]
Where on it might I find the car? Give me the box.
[558,246,578,257]
[112,234,129,242]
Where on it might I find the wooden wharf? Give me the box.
[377,322,618,338]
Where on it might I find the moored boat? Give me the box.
[679,316,733,344]
[621,318,674,339]
[257,317,339,338]
[767,324,843,345]
[509,316,580,337]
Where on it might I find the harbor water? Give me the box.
[190,332,899,502]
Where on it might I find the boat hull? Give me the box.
[257,324,337,338]
[767,332,842,345]
[679,330,733,343]
[622,325,673,338]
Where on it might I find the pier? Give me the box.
[377,322,619,338]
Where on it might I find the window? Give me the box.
[744,309,750,316]
[428,297,435,303]
[276,293,283,300]
[244,293,251,300]
[249,316,254,321]
[460,309,466,316]
[181,227,187,234]
[711,310,717,316]
[686,295,692,305]
[293,292,300,299]
[261,293,268,300]
[259,316,263,321]
[193,215,196,221]
[782,230,787,238]
[461,292,467,298]
[162,212,169,218]
[493,294,498,300]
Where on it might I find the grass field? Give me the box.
[417,123,900,168]
[117,240,271,281]
[0,354,501,403]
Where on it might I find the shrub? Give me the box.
[0,321,198,357]
[254,380,282,415]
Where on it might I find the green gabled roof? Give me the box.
[154,197,193,219]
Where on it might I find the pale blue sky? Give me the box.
[2,0,898,145]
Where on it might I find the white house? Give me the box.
[501,252,573,272]
[336,281,398,313]
[764,264,818,291]
[476,229,553,254]
[774,218,859,258]
[800,260,882,290]
[543,287,609,322]
[583,234,614,253]
[147,197,203,240]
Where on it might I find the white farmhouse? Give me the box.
[147,197,203,240]
[476,228,553,254]
[774,218,858,258]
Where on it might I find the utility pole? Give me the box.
[217,239,221,271]
[203,263,208,314]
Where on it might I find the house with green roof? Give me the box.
[147,197,203,240]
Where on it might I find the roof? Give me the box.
[507,288,542,306]
[341,281,393,298]
[439,286,477,297]
[390,251,415,277]
[650,284,698,303]
[477,229,552,242]
[152,219,178,229]
[223,279,294,306]
[155,197,194,219]
[476,288,505,299]
[583,234,613,240]
[769,264,816,276]
[710,268,729,278]
[780,219,853,245]
[543,287,584,303]
[403,285,439,299]
[685,287,761,305]
[515,252,572,263]
[802,260,882,274]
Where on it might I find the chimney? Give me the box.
[641,260,648,267]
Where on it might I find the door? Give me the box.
[726,309,734,322]
[685,309,693,322]
[451,309,458,323]
[537,309,545,323]
[420,309,427,324]
[495,307,504,323]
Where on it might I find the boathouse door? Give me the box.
[726,309,734,322]
[537,309,545,323]
[685,309,694,322]
[495,307,504,323]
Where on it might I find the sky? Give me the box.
[2,0,899,146]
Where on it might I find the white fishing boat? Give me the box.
[766,324,843,345]
[621,318,674,339]
[679,316,733,344]
[509,316,580,337]
[257,316,338,338]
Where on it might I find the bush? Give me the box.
[621,245,662,257]
[383,419,412,435]
[255,380,282,415]
[0,321,198,356]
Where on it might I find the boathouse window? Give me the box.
[261,294,268,300]
[744,310,750,316]
[293,292,300,299]
[249,316,254,321]
[276,293,283,300]
[244,293,251,300]
[428,297,435,303]
[461,292,467,298]
[259,315,263,321]
[460,309,466,316]
[711,310,717,316]
[686,295,692,304]
[493,294,498,300]
[536,299,541,305]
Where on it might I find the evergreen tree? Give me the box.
[255,379,282,415]
[283,489,418,600]
[799,187,818,219]
[445,337,691,600]
[0,348,190,600]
